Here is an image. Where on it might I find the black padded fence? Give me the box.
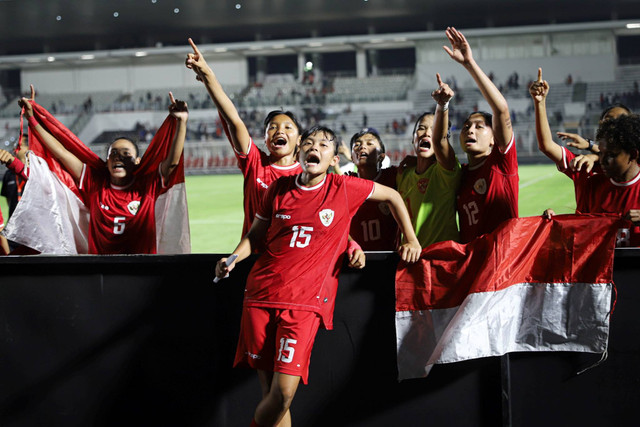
[0,250,638,426]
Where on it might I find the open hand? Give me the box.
[569,153,597,173]
[443,27,473,65]
[557,131,592,151]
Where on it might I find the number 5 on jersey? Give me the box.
[289,225,313,248]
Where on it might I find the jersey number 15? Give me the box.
[289,226,313,248]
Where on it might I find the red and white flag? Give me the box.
[395,215,620,380]
[3,101,190,254]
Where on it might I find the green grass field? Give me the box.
[1,163,576,253]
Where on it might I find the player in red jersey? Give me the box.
[530,72,640,245]
[347,127,400,251]
[17,92,188,254]
[185,39,303,245]
[215,125,421,427]
[443,27,518,243]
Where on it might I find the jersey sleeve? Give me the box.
[494,132,518,175]
[255,177,279,222]
[77,163,95,201]
[7,158,28,180]
[344,175,376,216]
[234,138,260,177]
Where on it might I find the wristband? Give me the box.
[347,239,362,256]
[27,115,38,128]
[587,139,595,152]
[436,101,449,113]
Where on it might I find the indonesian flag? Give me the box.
[395,214,619,380]
[3,101,190,254]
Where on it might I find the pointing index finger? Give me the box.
[436,73,443,87]
[188,38,200,55]
[169,91,176,104]
[537,67,543,83]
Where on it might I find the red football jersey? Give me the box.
[457,135,519,243]
[560,147,640,247]
[246,173,375,329]
[236,140,302,239]
[78,164,166,254]
[348,167,399,251]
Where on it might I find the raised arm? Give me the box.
[431,73,458,171]
[215,217,269,280]
[185,38,251,154]
[18,90,83,182]
[443,27,512,149]
[368,183,421,263]
[160,92,188,181]
[529,68,563,164]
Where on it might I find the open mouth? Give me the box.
[305,153,320,166]
[112,163,125,171]
[465,138,477,145]
[419,139,432,150]
[272,136,287,147]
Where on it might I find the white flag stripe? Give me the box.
[396,282,611,380]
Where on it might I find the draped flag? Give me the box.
[395,214,620,380]
[3,101,190,254]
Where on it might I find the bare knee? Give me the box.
[268,385,296,412]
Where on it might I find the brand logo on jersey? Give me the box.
[127,201,141,215]
[275,213,291,220]
[245,351,262,360]
[256,178,269,189]
[417,178,430,193]
[100,203,110,211]
[378,202,391,215]
[319,209,334,227]
[473,178,487,195]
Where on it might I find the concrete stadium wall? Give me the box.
[0,251,638,426]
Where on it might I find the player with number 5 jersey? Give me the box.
[17,90,188,254]
[215,125,421,427]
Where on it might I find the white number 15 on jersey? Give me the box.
[289,226,313,248]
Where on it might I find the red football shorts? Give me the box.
[234,306,321,384]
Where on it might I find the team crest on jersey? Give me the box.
[319,209,334,227]
[417,178,430,193]
[378,202,391,215]
[127,200,141,215]
[473,178,487,195]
